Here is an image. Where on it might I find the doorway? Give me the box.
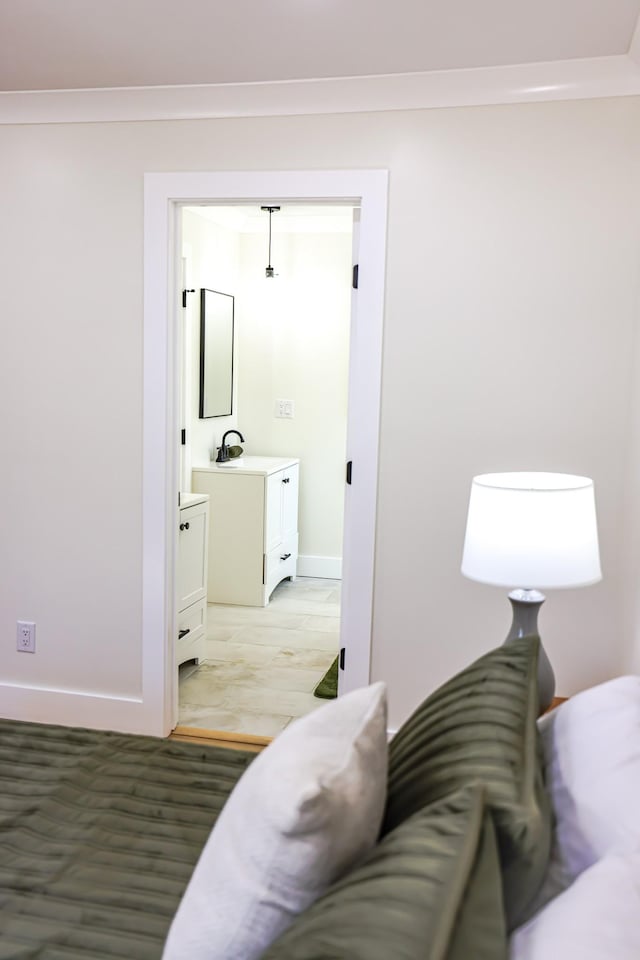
[142,170,388,738]
[177,202,353,736]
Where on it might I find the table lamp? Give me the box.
[461,472,602,712]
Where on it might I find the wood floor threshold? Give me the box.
[547,696,568,712]
[169,724,270,753]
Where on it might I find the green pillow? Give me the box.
[382,635,551,930]
[260,785,506,960]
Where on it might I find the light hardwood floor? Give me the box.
[178,577,340,737]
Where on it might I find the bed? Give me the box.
[0,718,253,958]
[4,648,639,960]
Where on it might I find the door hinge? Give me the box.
[262,554,266,585]
[352,264,359,289]
[182,288,195,308]
[181,428,186,446]
[339,647,346,670]
[346,461,353,485]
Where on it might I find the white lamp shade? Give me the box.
[461,472,602,589]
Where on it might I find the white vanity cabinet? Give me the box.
[176,493,209,666]
[192,457,299,606]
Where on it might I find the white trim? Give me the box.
[0,683,154,734]
[144,170,388,735]
[2,55,640,125]
[338,173,386,698]
[297,556,342,580]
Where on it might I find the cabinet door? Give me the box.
[265,472,285,552]
[282,465,299,540]
[265,465,299,553]
[177,502,208,611]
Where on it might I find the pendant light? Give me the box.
[261,205,280,278]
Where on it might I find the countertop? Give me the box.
[179,491,210,508]
[192,455,299,477]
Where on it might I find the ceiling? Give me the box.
[1,0,639,92]
[186,204,355,235]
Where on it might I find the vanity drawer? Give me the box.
[177,598,206,665]
[265,533,298,598]
[178,597,206,635]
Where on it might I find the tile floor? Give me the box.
[178,576,340,737]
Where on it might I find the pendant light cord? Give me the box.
[261,205,280,277]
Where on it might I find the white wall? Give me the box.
[181,209,240,471]
[236,230,352,569]
[1,98,640,731]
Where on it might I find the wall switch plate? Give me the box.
[275,399,295,419]
[17,621,36,653]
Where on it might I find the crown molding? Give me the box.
[1,54,639,125]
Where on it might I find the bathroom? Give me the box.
[176,202,355,739]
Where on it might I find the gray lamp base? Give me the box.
[504,589,556,714]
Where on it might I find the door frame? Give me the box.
[143,170,388,736]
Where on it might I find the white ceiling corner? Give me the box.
[628,8,640,65]
[185,204,355,235]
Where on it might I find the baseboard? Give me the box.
[0,682,157,735]
[297,555,342,579]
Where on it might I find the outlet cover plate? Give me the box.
[17,621,36,653]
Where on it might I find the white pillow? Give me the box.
[539,675,640,880]
[510,853,640,959]
[163,682,388,960]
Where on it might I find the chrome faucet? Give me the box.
[215,430,245,463]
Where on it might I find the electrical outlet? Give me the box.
[16,621,36,654]
[275,399,295,419]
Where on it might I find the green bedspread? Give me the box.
[0,718,253,959]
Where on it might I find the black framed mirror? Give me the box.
[199,288,234,418]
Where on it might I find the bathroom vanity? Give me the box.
[192,456,299,606]
[177,492,209,665]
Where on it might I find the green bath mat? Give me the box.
[314,655,338,699]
